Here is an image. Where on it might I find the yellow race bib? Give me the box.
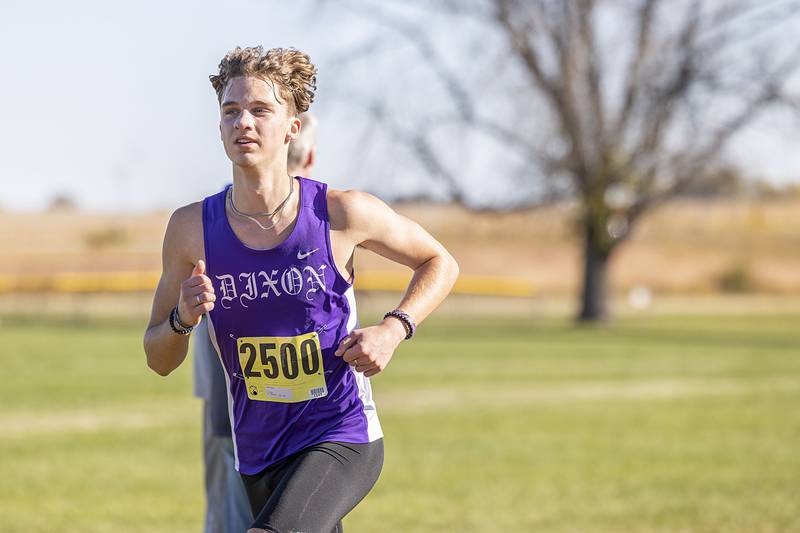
[237,331,328,403]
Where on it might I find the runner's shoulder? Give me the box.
[163,201,204,262]
[326,188,392,231]
[168,201,203,228]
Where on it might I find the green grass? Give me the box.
[0,312,798,532]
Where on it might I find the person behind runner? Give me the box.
[193,111,318,533]
[143,46,459,533]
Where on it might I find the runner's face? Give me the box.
[219,76,296,168]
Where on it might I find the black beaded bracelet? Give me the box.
[169,306,194,335]
[383,309,416,340]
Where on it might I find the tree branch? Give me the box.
[615,0,659,137]
[343,1,477,121]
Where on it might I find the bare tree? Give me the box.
[321,0,800,321]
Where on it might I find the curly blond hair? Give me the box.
[209,46,317,115]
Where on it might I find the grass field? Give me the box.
[1,311,799,532]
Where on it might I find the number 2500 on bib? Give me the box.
[237,331,328,403]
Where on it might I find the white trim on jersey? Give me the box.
[344,285,384,442]
[205,314,241,471]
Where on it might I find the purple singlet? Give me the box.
[202,176,383,474]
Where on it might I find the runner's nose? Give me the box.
[234,109,255,130]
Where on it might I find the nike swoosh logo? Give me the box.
[297,248,319,260]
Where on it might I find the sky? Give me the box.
[1,0,799,213]
[0,0,368,212]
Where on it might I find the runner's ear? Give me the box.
[285,115,301,143]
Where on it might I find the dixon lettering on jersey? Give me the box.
[216,264,327,309]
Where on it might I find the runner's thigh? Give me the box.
[252,440,383,532]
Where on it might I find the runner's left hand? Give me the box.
[334,319,406,377]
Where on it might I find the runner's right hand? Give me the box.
[177,259,216,326]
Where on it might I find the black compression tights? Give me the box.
[239,440,384,533]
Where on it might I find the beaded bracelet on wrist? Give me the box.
[383,309,416,340]
[169,306,194,335]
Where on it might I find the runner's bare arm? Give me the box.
[143,203,216,376]
[330,190,459,376]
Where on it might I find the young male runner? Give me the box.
[143,46,459,533]
[194,112,318,533]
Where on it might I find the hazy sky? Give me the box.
[2,1,799,212]
[0,0,367,212]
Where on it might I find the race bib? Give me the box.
[237,331,328,403]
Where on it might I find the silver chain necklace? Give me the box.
[227,175,294,231]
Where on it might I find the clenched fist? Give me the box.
[334,318,407,377]
[177,259,216,326]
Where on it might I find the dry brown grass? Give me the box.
[2,196,799,294]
